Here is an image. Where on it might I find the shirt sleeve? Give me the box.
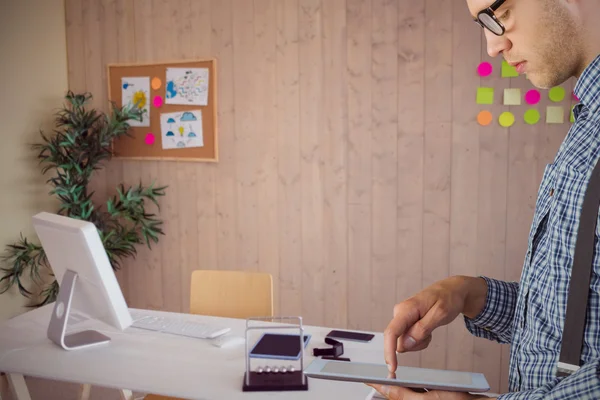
[495,360,600,399]
[463,277,518,344]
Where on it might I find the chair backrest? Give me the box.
[189,270,273,319]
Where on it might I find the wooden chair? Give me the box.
[188,269,273,318]
[144,269,274,400]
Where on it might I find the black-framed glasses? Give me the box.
[474,0,506,36]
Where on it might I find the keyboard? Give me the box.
[131,313,231,339]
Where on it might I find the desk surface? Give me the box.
[0,305,386,399]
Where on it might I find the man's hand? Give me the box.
[383,276,487,371]
[367,383,495,400]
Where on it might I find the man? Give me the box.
[369,0,600,399]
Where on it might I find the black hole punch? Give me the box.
[312,337,348,360]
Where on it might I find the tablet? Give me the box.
[304,359,490,393]
[249,333,311,361]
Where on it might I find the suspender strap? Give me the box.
[557,156,600,377]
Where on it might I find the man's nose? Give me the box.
[484,29,512,58]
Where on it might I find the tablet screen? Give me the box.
[321,362,473,385]
[249,333,311,360]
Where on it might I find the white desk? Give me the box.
[0,305,385,399]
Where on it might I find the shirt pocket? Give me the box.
[548,164,591,275]
[550,164,589,236]
[529,163,557,242]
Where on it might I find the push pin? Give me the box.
[256,366,264,374]
[281,366,288,373]
[273,366,280,373]
[289,365,296,373]
[265,366,272,373]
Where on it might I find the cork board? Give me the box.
[107,59,218,162]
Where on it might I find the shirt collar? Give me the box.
[574,53,600,116]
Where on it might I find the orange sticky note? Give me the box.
[151,77,162,90]
[477,110,493,126]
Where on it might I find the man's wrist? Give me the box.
[460,276,488,319]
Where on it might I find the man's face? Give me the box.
[467,0,582,89]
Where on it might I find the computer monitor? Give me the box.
[32,212,133,351]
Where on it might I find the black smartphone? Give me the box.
[325,329,375,342]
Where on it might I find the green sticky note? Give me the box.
[570,106,575,123]
[504,88,521,105]
[549,86,566,102]
[546,106,564,124]
[524,109,540,125]
[499,111,515,127]
[477,87,494,105]
[502,60,519,77]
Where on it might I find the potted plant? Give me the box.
[0,91,166,306]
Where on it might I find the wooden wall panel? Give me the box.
[420,0,452,372]
[275,0,302,318]
[211,0,237,277]
[63,0,588,393]
[322,0,349,329]
[395,0,424,369]
[370,0,398,334]
[298,0,326,327]
[254,0,281,317]
[347,0,372,332]
[448,0,480,376]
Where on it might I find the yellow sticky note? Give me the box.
[502,60,519,78]
[499,112,515,127]
[477,87,494,105]
[504,88,521,105]
[546,106,564,124]
[570,106,575,123]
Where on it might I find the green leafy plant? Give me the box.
[0,91,167,306]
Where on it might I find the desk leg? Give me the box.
[6,374,32,400]
[0,373,6,400]
[78,383,92,400]
[78,384,132,400]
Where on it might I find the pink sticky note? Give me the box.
[572,92,579,102]
[145,133,155,145]
[477,62,493,77]
[525,89,541,105]
[153,95,163,108]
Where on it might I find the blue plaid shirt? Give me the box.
[465,54,600,399]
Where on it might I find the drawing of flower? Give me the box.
[132,90,147,109]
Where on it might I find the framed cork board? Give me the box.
[107,59,218,162]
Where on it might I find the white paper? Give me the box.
[121,77,151,127]
[165,67,209,106]
[160,110,204,150]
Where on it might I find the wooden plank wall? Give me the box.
[63,0,580,393]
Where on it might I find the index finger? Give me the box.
[384,306,419,371]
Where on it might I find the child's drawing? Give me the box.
[165,67,209,106]
[160,110,204,150]
[121,77,150,127]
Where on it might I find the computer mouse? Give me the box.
[211,334,245,348]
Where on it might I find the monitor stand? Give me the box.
[47,269,111,351]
